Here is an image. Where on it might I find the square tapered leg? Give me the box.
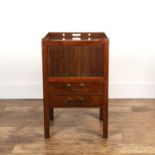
[44,107,50,138]
[103,101,108,138]
[99,108,103,120]
[49,108,54,120]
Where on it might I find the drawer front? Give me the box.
[49,94,103,107]
[48,78,103,93]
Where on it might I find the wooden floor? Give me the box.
[0,99,155,155]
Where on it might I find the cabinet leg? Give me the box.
[99,108,103,120]
[44,108,50,138]
[103,103,108,138]
[49,108,54,120]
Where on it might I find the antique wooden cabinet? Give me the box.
[42,32,109,138]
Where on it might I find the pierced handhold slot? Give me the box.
[72,37,81,40]
[72,33,81,37]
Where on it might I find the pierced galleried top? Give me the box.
[43,32,108,41]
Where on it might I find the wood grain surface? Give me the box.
[47,45,104,77]
[0,99,155,155]
[42,32,109,138]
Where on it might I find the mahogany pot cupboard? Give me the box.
[42,32,109,138]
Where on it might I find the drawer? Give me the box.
[48,94,103,107]
[48,77,103,93]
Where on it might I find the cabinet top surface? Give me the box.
[43,32,108,42]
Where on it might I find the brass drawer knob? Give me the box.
[67,97,85,105]
[80,97,85,102]
[67,97,72,102]
[66,83,71,87]
[80,83,85,87]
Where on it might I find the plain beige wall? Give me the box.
[0,0,155,98]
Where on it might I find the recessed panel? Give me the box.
[48,45,103,77]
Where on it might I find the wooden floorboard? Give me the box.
[0,99,155,155]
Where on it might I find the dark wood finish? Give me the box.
[46,32,106,40]
[49,94,104,107]
[42,32,109,138]
[99,108,103,120]
[103,38,109,138]
[47,45,103,77]
[42,41,50,138]
[49,108,54,120]
[48,77,103,93]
